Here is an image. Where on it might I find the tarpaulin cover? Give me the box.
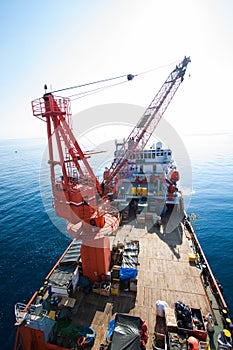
[110,314,141,350]
[119,267,138,280]
[60,240,81,266]
[121,241,139,268]
[106,319,115,339]
[48,265,75,288]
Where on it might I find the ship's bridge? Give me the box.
[137,148,172,164]
[114,141,172,165]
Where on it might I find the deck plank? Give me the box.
[70,222,212,349]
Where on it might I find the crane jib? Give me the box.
[104,56,191,190]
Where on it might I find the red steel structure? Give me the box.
[32,93,120,281]
[32,94,115,229]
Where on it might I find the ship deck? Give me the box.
[67,217,212,349]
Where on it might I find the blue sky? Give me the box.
[1,0,233,140]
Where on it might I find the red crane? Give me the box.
[31,56,190,281]
[32,93,121,281]
[32,93,119,236]
[103,56,191,192]
[31,56,190,232]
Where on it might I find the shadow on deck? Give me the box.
[147,209,185,260]
[70,289,137,327]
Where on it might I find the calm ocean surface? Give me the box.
[0,134,232,349]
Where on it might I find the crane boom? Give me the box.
[104,56,191,188]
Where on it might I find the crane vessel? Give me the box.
[14,57,233,350]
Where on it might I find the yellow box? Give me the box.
[132,187,137,196]
[188,253,196,263]
[111,279,120,295]
[48,310,56,320]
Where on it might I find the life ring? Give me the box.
[77,336,85,347]
[187,336,199,350]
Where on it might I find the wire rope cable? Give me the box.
[47,59,179,99]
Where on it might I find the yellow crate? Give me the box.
[188,253,196,263]
[111,279,120,295]
[48,310,56,320]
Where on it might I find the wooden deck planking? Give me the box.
[137,231,209,309]
[71,222,212,349]
[128,226,211,346]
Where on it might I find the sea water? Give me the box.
[0,134,232,349]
